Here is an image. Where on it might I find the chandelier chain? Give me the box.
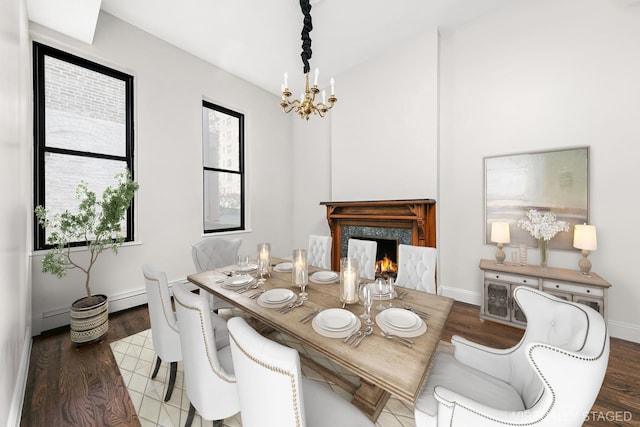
[300,0,313,74]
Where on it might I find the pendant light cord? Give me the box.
[300,0,313,74]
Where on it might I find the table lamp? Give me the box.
[490,222,510,265]
[573,224,597,275]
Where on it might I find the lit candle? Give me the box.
[343,269,356,301]
[294,258,305,285]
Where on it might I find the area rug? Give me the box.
[111,327,453,427]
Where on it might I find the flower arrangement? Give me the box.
[517,209,569,241]
[517,209,569,267]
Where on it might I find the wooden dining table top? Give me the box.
[187,258,454,404]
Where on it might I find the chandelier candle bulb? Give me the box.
[330,77,335,95]
[314,67,319,86]
[284,72,288,88]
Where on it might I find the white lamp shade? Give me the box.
[490,222,510,244]
[573,224,597,251]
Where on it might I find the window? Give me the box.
[33,42,135,250]
[202,101,245,233]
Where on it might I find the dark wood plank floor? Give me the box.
[21,302,640,426]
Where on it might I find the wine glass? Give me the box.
[360,283,373,325]
[387,277,395,308]
[374,277,387,311]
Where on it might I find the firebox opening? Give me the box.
[350,235,399,278]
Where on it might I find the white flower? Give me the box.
[517,209,569,241]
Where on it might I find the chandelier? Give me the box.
[280,0,337,120]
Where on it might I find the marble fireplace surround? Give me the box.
[320,199,436,271]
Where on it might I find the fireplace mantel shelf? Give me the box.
[320,199,436,271]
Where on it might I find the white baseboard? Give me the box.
[608,319,640,343]
[440,285,481,306]
[8,328,32,427]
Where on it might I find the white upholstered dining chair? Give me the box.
[414,286,609,427]
[227,317,375,427]
[307,234,332,269]
[142,264,182,402]
[395,244,437,294]
[191,237,241,312]
[347,238,377,280]
[172,282,239,427]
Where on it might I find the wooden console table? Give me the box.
[479,259,611,328]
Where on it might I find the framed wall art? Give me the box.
[484,147,589,250]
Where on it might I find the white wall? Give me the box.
[291,116,332,251]
[438,0,640,341]
[30,11,293,334]
[330,31,439,201]
[0,0,32,424]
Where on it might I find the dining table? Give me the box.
[187,257,454,421]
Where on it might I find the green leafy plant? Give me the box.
[35,171,139,305]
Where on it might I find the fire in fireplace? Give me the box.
[351,235,399,278]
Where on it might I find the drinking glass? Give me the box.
[361,283,373,325]
[374,277,387,311]
[236,255,250,274]
[387,277,395,308]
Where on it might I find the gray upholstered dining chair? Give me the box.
[227,316,375,427]
[191,237,241,312]
[172,282,239,427]
[414,286,609,426]
[347,238,377,280]
[395,244,437,294]
[307,234,332,269]
[142,264,182,402]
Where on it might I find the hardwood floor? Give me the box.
[21,302,640,426]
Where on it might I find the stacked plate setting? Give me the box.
[257,288,296,309]
[310,271,339,284]
[221,274,254,290]
[376,308,425,337]
[312,308,360,338]
[273,262,293,272]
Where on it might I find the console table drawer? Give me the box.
[543,280,604,298]
[484,272,537,286]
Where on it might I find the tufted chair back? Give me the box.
[192,238,241,272]
[142,264,181,364]
[307,235,332,270]
[347,238,377,280]
[424,286,610,427]
[192,238,241,312]
[395,244,437,294]
[172,282,240,422]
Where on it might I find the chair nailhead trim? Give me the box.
[174,297,235,384]
[229,331,302,427]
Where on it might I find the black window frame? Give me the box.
[33,42,135,250]
[202,100,245,234]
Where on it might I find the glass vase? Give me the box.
[539,238,548,268]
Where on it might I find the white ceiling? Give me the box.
[30,0,517,95]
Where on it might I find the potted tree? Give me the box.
[35,170,139,344]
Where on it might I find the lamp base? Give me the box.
[578,249,592,276]
[495,243,506,265]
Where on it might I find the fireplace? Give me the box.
[320,199,436,272]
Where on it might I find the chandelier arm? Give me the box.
[300,0,313,73]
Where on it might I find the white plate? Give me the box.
[311,271,338,282]
[261,289,295,304]
[237,263,258,272]
[273,262,293,272]
[316,309,357,331]
[379,308,421,330]
[224,275,253,287]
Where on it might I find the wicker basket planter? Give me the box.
[70,294,109,344]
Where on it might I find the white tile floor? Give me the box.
[110,323,446,427]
